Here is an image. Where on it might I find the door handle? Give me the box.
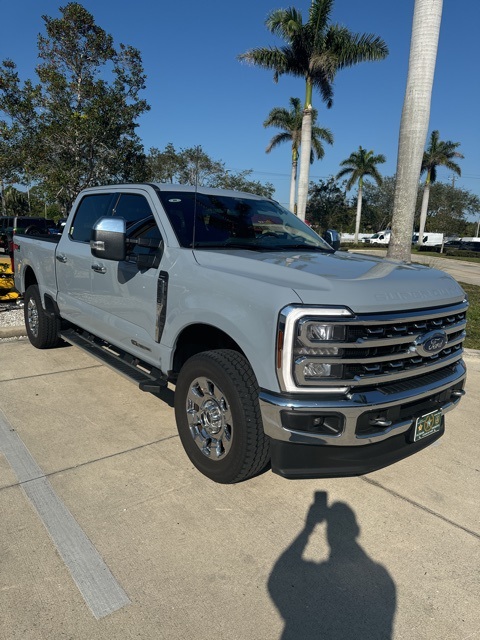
[91,263,106,274]
[56,254,68,263]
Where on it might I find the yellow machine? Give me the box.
[0,255,19,301]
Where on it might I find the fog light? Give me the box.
[281,411,344,435]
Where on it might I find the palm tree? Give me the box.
[337,147,386,243]
[238,0,388,221]
[387,0,443,262]
[264,97,333,212]
[417,130,463,244]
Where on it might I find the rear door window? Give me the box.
[70,193,118,243]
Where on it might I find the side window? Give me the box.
[113,193,154,226]
[70,193,117,243]
[128,220,163,257]
[115,194,163,268]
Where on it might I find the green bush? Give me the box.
[444,249,480,258]
[414,245,440,252]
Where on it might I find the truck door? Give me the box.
[88,191,166,361]
[56,192,118,323]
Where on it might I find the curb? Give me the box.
[0,325,27,339]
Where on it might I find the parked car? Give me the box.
[442,239,463,250]
[0,216,53,251]
[459,241,480,252]
[412,233,444,247]
[364,230,391,245]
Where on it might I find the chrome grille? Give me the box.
[293,300,468,388]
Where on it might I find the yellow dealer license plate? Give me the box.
[413,409,442,442]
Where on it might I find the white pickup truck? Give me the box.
[13,183,468,483]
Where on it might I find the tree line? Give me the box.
[1,1,478,248]
[0,3,273,218]
[306,175,480,239]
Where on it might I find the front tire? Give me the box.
[174,349,270,483]
[24,285,60,349]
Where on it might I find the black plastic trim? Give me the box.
[270,421,445,479]
[156,271,168,343]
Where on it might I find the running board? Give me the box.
[60,328,168,393]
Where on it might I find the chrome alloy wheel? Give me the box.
[27,296,39,338]
[186,376,233,460]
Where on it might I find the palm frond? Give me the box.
[336,146,385,190]
[266,132,293,153]
[266,8,303,42]
[237,47,289,75]
[421,130,463,183]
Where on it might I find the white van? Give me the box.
[412,233,444,247]
[365,230,391,245]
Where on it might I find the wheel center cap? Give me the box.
[201,399,223,435]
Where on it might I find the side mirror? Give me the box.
[323,229,341,251]
[91,217,127,261]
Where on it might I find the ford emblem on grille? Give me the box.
[411,330,448,357]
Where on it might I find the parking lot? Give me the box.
[0,339,479,640]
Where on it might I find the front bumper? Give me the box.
[259,360,466,478]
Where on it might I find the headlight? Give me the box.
[303,323,345,342]
[277,306,353,393]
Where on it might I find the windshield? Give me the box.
[157,191,333,252]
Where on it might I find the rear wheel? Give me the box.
[174,349,270,483]
[24,285,60,349]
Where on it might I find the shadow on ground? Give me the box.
[268,492,396,639]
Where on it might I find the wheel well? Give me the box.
[23,266,38,292]
[171,324,246,378]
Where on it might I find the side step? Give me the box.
[60,328,168,394]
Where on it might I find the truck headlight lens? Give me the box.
[305,323,344,342]
[277,306,353,392]
[297,359,343,380]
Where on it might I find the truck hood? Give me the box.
[193,249,465,313]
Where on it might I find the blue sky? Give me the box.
[1,0,479,215]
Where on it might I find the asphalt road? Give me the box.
[0,339,479,640]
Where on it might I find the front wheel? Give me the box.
[24,285,60,349]
[174,349,270,483]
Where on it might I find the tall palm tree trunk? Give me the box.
[387,0,443,262]
[297,83,314,221]
[354,182,363,243]
[418,171,432,246]
[290,148,298,213]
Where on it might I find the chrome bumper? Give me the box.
[259,360,467,447]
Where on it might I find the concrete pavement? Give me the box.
[0,339,478,640]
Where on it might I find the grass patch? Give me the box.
[411,249,480,264]
[461,283,480,350]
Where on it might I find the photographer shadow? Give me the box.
[268,493,396,639]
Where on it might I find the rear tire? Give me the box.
[174,349,270,483]
[24,285,60,349]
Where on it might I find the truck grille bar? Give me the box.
[290,300,468,389]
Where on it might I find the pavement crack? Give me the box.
[361,475,480,540]
[0,364,104,383]
[0,433,179,493]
